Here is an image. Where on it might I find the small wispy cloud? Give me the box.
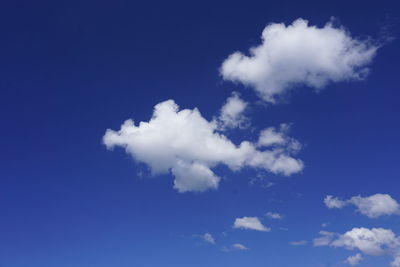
[232,243,249,250]
[289,240,307,246]
[222,243,249,252]
[313,231,336,247]
[265,212,283,220]
[202,233,215,244]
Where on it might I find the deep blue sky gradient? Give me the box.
[1,0,400,266]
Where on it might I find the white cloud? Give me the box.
[349,194,400,218]
[171,160,219,192]
[257,124,301,153]
[345,253,363,266]
[232,243,249,250]
[222,243,249,252]
[233,216,270,232]
[103,99,303,192]
[202,233,215,244]
[220,18,378,103]
[265,211,283,219]
[313,231,336,246]
[392,256,400,267]
[313,233,334,246]
[324,194,400,218]
[217,92,249,129]
[289,240,307,246]
[324,195,347,209]
[315,227,400,266]
[331,228,400,256]
[258,127,286,147]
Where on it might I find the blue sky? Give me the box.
[1,0,400,266]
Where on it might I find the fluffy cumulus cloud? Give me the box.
[350,194,400,218]
[233,216,270,232]
[103,99,303,192]
[324,194,400,218]
[331,228,400,256]
[220,18,378,103]
[345,253,363,266]
[216,92,249,129]
[314,227,400,266]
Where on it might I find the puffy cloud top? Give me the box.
[103,99,303,192]
[324,194,400,218]
[331,228,399,256]
[350,194,400,218]
[217,92,249,129]
[345,253,363,266]
[315,227,400,266]
[220,18,378,103]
